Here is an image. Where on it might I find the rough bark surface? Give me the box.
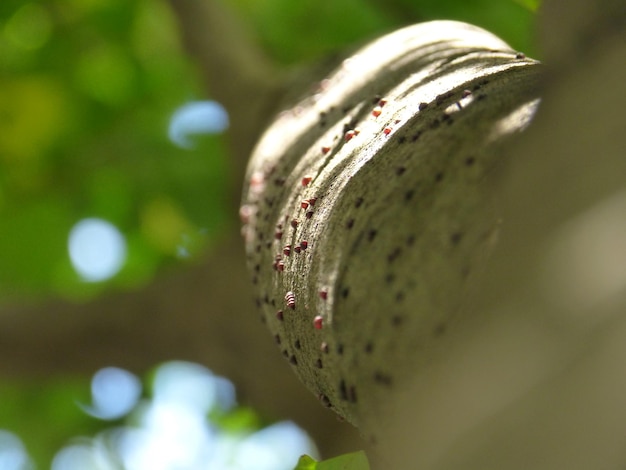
[240,21,541,431]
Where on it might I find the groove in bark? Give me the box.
[241,21,542,431]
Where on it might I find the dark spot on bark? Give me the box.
[477,93,487,101]
[341,287,350,299]
[396,166,406,176]
[406,234,415,246]
[430,119,440,129]
[348,386,358,403]
[260,314,266,324]
[398,135,406,144]
[411,131,421,142]
[367,229,377,242]
[290,355,298,365]
[339,380,348,400]
[253,264,260,272]
[274,334,281,344]
[372,95,382,105]
[374,371,393,386]
[320,394,332,408]
[337,344,344,355]
[306,211,314,219]
[433,322,447,337]
[435,172,444,183]
[270,298,276,307]
[405,189,415,202]
[387,247,401,263]
[395,291,405,303]
[316,358,323,369]
[346,219,354,229]
[418,102,428,110]
[385,273,395,284]
[391,315,404,327]
[282,349,289,358]
[355,197,364,208]
[274,178,285,186]
[436,92,452,105]
[252,276,258,285]
[365,342,374,354]
[465,156,476,166]
[450,232,463,245]
[255,298,262,308]
[295,339,301,350]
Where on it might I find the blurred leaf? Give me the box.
[294,451,370,470]
[514,0,541,11]
[73,43,137,107]
[230,0,396,64]
[209,406,262,434]
[0,76,73,163]
[294,454,318,470]
[0,199,73,297]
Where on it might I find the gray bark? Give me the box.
[241,20,542,433]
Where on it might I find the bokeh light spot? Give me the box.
[168,100,229,149]
[68,218,127,282]
[51,444,107,470]
[234,421,318,470]
[0,430,32,470]
[152,361,235,414]
[83,367,142,420]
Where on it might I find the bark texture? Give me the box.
[377,0,626,468]
[241,21,541,431]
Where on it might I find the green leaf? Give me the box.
[295,451,370,470]
[318,451,370,470]
[514,0,541,12]
[294,454,318,470]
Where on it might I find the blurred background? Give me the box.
[0,0,537,468]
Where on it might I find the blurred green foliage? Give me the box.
[0,0,230,302]
[294,451,370,470]
[230,0,537,64]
